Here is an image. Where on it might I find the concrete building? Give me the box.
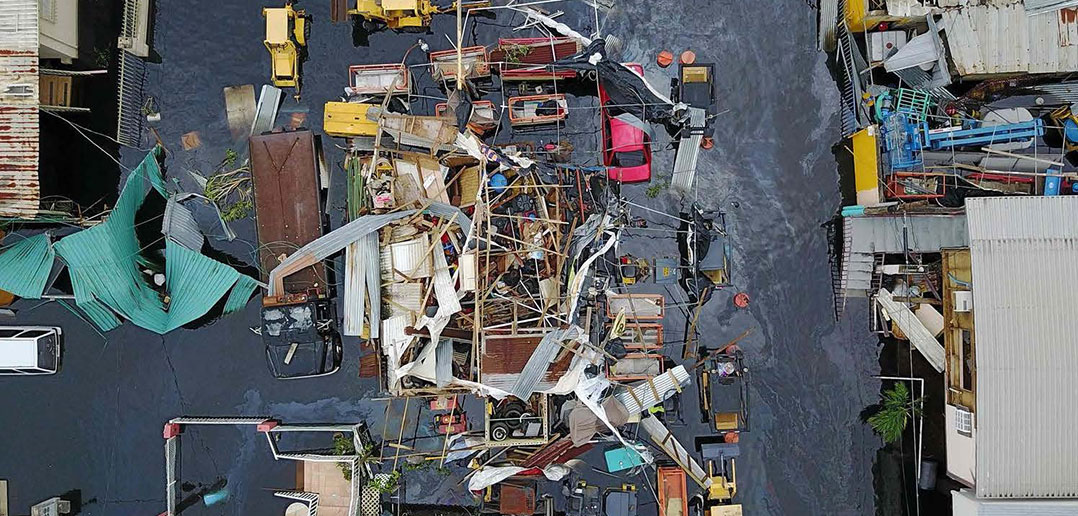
[942,196,1078,515]
[38,0,78,64]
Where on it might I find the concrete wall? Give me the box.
[39,0,78,63]
[952,488,1078,515]
[945,404,976,487]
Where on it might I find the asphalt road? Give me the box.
[0,0,881,514]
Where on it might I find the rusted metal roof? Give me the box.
[249,130,326,293]
[0,0,40,219]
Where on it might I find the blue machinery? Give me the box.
[882,115,1045,171]
[921,118,1044,150]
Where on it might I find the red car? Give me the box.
[600,63,652,183]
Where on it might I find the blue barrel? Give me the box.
[203,488,230,506]
[1066,119,1078,143]
[841,205,865,217]
[489,173,508,194]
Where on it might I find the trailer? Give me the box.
[508,94,567,127]
[436,100,498,134]
[347,63,411,96]
[250,130,327,294]
[657,466,687,516]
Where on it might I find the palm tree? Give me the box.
[868,382,921,444]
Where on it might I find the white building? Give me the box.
[944,196,1078,515]
[38,0,78,64]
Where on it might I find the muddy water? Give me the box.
[0,0,880,514]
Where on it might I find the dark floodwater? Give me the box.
[0,1,880,515]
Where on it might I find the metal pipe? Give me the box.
[874,375,924,516]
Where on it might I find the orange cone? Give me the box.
[680,50,696,65]
[733,292,750,308]
[701,137,714,150]
[656,50,674,68]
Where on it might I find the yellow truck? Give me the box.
[345,0,490,31]
[263,1,309,98]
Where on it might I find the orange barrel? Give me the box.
[656,50,674,68]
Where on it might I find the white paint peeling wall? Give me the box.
[0,0,40,219]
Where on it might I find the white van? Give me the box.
[0,326,62,375]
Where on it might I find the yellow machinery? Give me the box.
[705,459,743,516]
[324,102,379,138]
[263,1,309,97]
[1050,106,1078,153]
[348,0,490,31]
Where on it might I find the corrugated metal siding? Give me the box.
[162,197,205,251]
[967,196,1078,499]
[0,233,54,297]
[0,0,40,218]
[940,4,1078,76]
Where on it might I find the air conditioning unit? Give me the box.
[954,291,973,313]
[955,406,974,436]
[30,497,70,516]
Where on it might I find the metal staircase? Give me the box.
[836,0,862,137]
[116,47,146,148]
[831,217,853,319]
[275,491,319,516]
[116,0,151,148]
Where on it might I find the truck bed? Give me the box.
[249,129,327,294]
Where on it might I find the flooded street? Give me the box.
[0,0,881,514]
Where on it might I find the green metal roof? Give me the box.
[1,148,262,334]
[0,233,55,298]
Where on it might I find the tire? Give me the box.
[490,423,509,441]
[502,406,524,430]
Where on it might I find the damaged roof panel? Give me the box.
[481,334,574,392]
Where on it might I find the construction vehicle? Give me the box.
[689,443,742,516]
[346,0,491,32]
[603,484,637,516]
[262,1,309,98]
[677,203,731,305]
[697,349,749,434]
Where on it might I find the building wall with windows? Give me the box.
[38,0,77,63]
[945,404,975,488]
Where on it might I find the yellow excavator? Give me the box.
[348,0,490,31]
[263,1,309,98]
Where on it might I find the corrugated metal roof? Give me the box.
[53,150,260,333]
[0,0,39,50]
[0,0,40,219]
[0,233,54,298]
[940,4,1078,76]
[846,213,969,254]
[968,196,1078,499]
[1025,0,1078,16]
[162,197,205,251]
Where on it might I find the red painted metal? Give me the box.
[490,37,579,66]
